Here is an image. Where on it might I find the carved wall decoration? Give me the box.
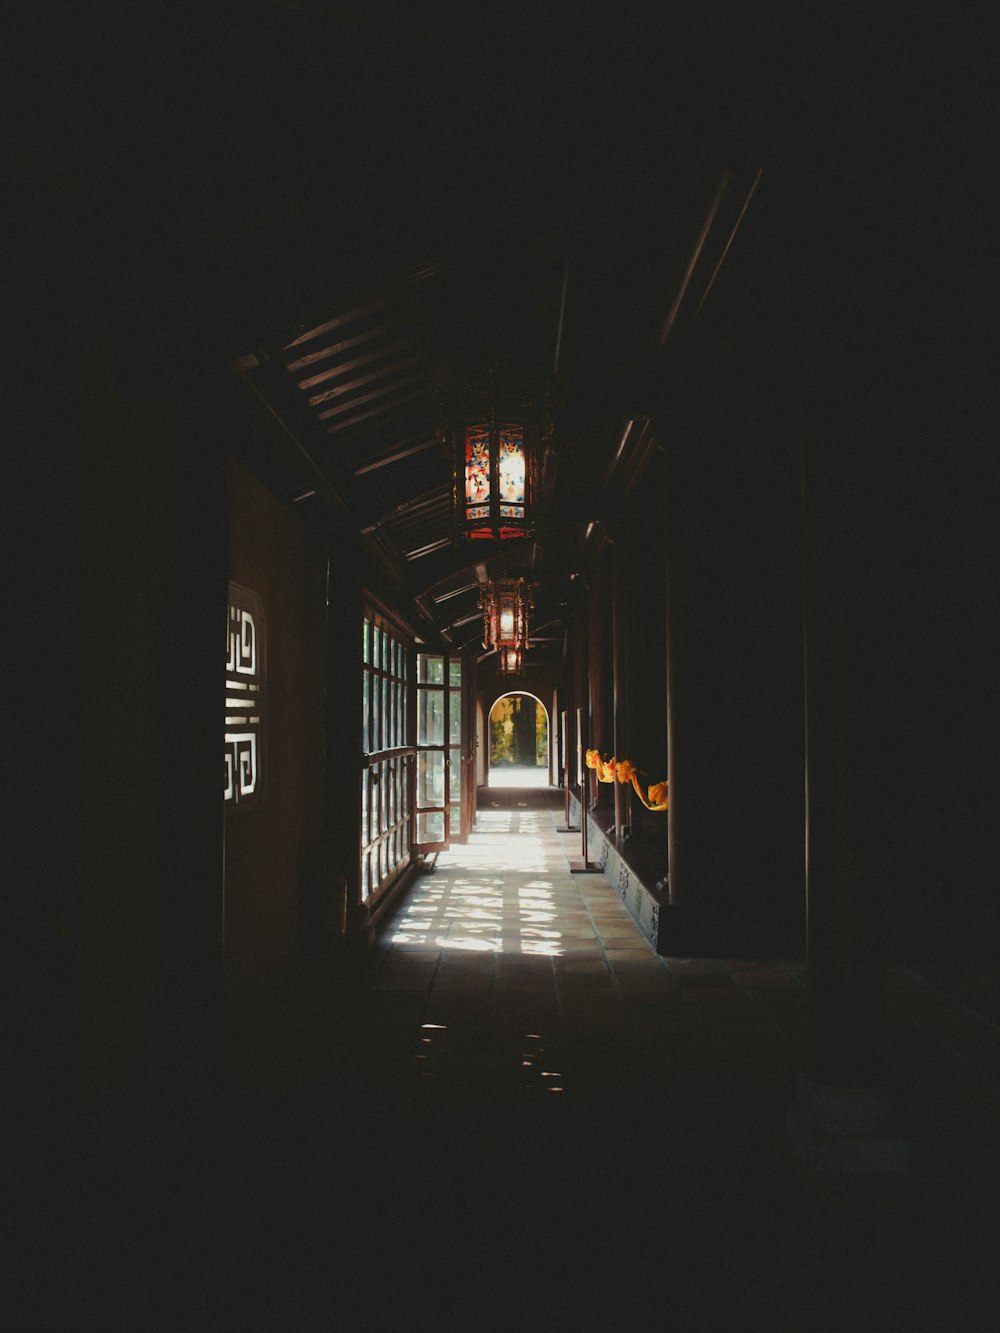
[225,583,266,813]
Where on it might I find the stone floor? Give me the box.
[22,805,1000,1330]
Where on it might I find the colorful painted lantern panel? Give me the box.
[458,421,535,540]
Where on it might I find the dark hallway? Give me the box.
[24,803,997,1329]
[13,6,1000,1329]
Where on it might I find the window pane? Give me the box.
[363,618,370,664]
[362,671,369,753]
[417,811,444,842]
[449,689,462,744]
[417,750,445,806]
[450,804,461,835]
[449,747,461,799]
[417,689,444,745]
[449,659,462,687]
[418,654,444,685]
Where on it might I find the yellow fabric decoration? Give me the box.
[584,750,667,807]
[585,749,616,782]
[631,774,669,811]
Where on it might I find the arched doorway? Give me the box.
[487,693,549,787]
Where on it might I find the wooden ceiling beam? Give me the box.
[283,296,392,350]
[306,355,421,407]
[285,318,405,373]
[295,336,416,390]
[404,537,452,561]
[323,384,424,432]
[352,436,438,476]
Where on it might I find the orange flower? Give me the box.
[615,758,637,784]
[585,749,600,770]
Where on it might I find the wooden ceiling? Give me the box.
[40,5,789,665]
[231,203,687,664]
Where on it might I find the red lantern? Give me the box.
[458,420,537,541]
[496,644,524,677]
[442,369,551,541]
[480,577,533,675]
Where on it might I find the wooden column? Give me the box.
[611,524,631,841]
[84,351,229,1120]
[324,528,365,944]
[572,586,588,805]
[792,450,906,1168]
[658,366,802,955]
[588,549,614,814]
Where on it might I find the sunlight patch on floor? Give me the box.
[387,807,592,953]
[486,766,551,788]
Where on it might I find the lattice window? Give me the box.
[361,611,412,901]
[225,583,266,813]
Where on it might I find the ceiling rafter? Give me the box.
[316,373,424,421]
[284,295,394,349]
[352,436,439,476]
[294,334,415,389]
[306,355,422,407]
[285,318,406,374]
[323,388,427,434]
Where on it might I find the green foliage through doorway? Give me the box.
[489,695,547,767]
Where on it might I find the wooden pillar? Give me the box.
[572,586,589,804]
[549,687,559,786]
[663,425,725,917]
[514,691,536,766]
[324,528,365,944]
[611,525,630,840]
[588,549,614,814]
[84,350,229,1120]
[791,451,906,1167]
[658,374,802,955]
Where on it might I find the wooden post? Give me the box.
[556,709,577,832]
[571,705,601,874]
[789,448,907,1170]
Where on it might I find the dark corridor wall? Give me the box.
[225,465,326,991]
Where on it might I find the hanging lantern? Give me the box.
[480,577,533,675]
[480,577,531,650]
[444,372,548,542]
[497,644,524,677]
